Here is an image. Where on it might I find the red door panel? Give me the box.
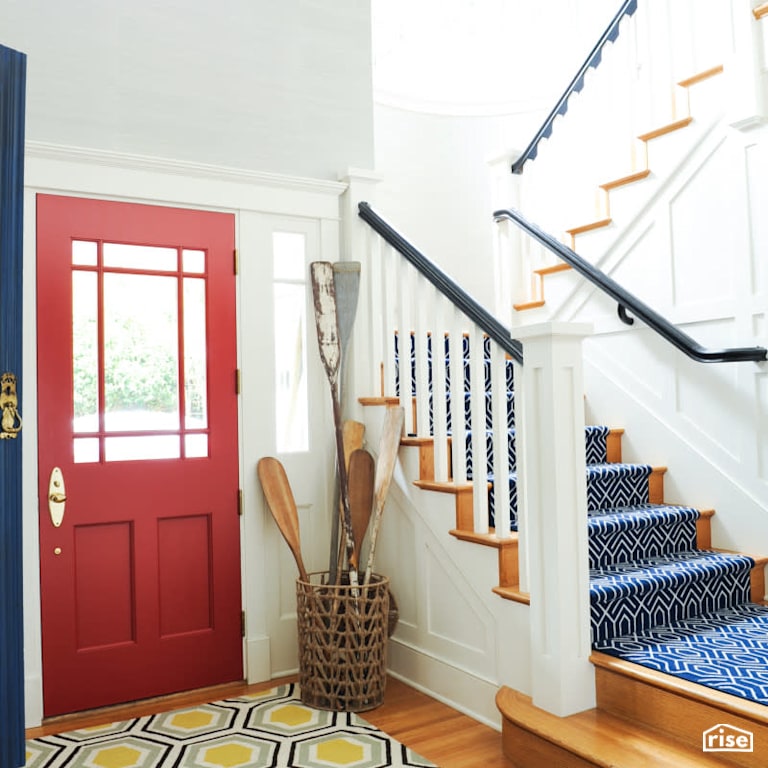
[37,195,242,716]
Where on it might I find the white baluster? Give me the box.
[469,326,489,534]
[431,292,450,483]
[414,272,431,437]
[448,309,467,486]
[490,342,511,539]
[380,242,398,398]
[397,261,415,436]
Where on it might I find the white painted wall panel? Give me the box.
[1,0,374,179]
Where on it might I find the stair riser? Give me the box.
[592,567,752,644]
[589,517,699,569]
[595,665,768,767]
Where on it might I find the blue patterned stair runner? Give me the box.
[593,602,768,705]
[395,331,766,707]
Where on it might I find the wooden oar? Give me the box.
[326,263,361,580]
[364,405,405,585]
[257,456,309,582]
[330,420,365,583]
[348,448,374,571]
[310,261,358,587]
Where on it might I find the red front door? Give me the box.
[37,195,242,716]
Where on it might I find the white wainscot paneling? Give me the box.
[675,319,743,460]
[607,221,674,310]
[757,371,768,482]
[374,496,419,639]
[669,140,748,309]
[424,542,496,677]
[589,328,671,405]
[746,140,768,298]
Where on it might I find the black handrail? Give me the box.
[511,0,638,175]
[494,207,768,364]
[358,202,524,364]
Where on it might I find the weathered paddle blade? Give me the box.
[348,448,374,570]
[310,260,357,584]
[333,261,361,355]
[310,261,340,388]
[364,406,405,584]
[257,457,309,582]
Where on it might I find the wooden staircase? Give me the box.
[361,394,768,766]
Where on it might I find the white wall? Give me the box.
[1,0,374,180]
[372,105,521,309]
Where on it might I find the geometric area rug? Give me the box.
[25,683,436,768]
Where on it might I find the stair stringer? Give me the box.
[360,403,532,729]
[535,121,768,565]
[545,102,727,323]
[516,99,726,323]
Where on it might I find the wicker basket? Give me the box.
[296,572,389,712]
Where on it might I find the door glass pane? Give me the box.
[183,278,207,430]
[74,437,99,464]
[103,243,178,272]
[73,271,99,433]
[273,232,308,453]
[273,233,306,279]
[183,249,206,274]
[185,434,208,458]
[105,435,181,462]
[103,273,180,431]
[72,240,98,266]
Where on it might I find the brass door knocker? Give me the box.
[0,372,22,439]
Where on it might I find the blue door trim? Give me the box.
[0,42,27,768]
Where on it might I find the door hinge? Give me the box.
[234,248,239,275]
[235,369,241,395]
[241,610,246,638]
[238,489,244,517]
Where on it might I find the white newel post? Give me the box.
[338,169,381,417]
[515,322,596,716]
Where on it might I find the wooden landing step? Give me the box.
[638,116,693,143]
[599,168,651,192]
[498,652,768,767]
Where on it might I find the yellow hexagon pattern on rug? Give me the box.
[202,743,253,767]
[87,744,143,768]
[169,710,215,731]
[316,737,365,764]
[293,731,389,768]
[179,734,275,768]
[247,699,333,735]
[269,704,313,727]
[147,704,233,738]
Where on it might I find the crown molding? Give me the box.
[25,141,348,196]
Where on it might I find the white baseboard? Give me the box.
[25,674,43,728]
[387,638,501,730]
[246,635,272,684]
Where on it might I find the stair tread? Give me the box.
[594,602,768,707]
[591,549,755,590]
[497,686,731,767]
[588,503,700,528]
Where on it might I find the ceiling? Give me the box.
[371,0,620,115]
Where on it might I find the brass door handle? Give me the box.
[48,467,66,527]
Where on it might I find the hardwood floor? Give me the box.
[26,675,512,767]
